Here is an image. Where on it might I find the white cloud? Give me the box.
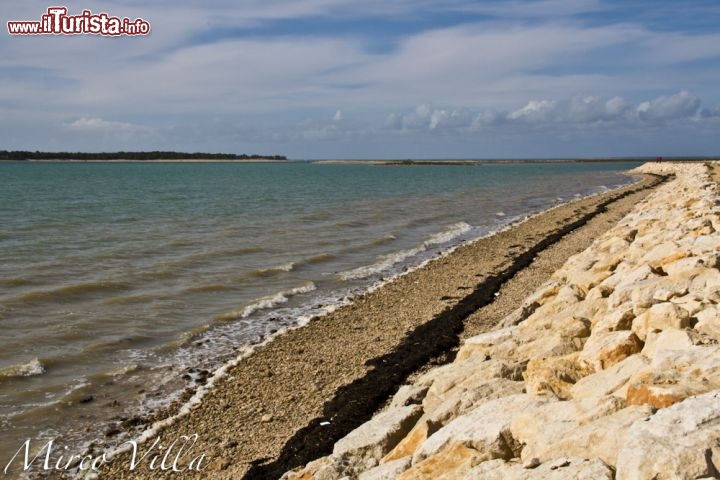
[385,91,714,133]
[385,104,473,131]
[290,112,370,142]
[331,22,643,109]
[605,96,634,118]
[2,6,717,120]
[508,100,558,123]
[59,117,156,150]
[384,112,403,129]
[400,104,433,130]
[64,117,147,132]
[636,31,720,65]
[2,1,720,157]
[636,91,701,122]
[429,108,472,130]
[472,109,507,127]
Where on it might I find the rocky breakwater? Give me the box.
[282,161,720,480]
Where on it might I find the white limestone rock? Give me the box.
[333,405,423,466]
[616,390,720,480]
[413,394,549,464]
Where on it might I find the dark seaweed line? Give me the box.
[244,173,668,480]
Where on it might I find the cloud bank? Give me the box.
[385,91,711,134]
[1,0,719,157]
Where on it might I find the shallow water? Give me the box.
[0,160,639,466]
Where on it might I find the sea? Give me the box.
[0,160,641,468]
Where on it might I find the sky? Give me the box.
[2,0,720,159]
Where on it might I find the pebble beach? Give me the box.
[88,166,673,479]
[285,161,720,480]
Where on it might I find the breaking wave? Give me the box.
[216,282,317,321]
[339,222,472,280]
[0,358,46,380]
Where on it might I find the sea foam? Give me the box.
[339,222,472,280]
[0,358,46,379]
[217,282,317,321]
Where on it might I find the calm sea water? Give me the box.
[0,161,639,465]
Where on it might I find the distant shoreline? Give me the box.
[18,158,289,163]
[312,158,653,166]
[0,150,287,162]
[3,157,716,165]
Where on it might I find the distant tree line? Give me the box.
[0,151,287,161]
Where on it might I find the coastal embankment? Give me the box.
[90,167,666,480]
[284,161,720,480]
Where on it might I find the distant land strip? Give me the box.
[0,151,287,161]
[312,157,716,166]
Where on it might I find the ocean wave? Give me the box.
[104,363,141,377]
[84,334,155,353]
[56,381,93,406]
[401,214,448,229]
[370,234,397,246]
[103,293,158,305]
[216,282,317,321]
[4,281,131,305]
[167,324,213,350]
[0,358,46,380]
[249,262,295,277]
[258,252,335,273]
[0,277,37,288]
[423,222,472,246]
[302,253,336,265]
[181,283,234,294]
[335,219,370,228]
[338,222,472,281]
[338,246,424,281]
[139,246,265,279]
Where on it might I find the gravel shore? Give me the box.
[92,172,664,480]
[282,161,720,480]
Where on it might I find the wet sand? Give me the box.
[90,173,666,480]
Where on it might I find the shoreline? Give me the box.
[18,159,289,163]
[283,161,720,480]
[86,172,666,479]
[311,159,648,166]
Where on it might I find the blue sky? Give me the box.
[2,0,720,158]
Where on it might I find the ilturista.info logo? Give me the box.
[8,6,150,36]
